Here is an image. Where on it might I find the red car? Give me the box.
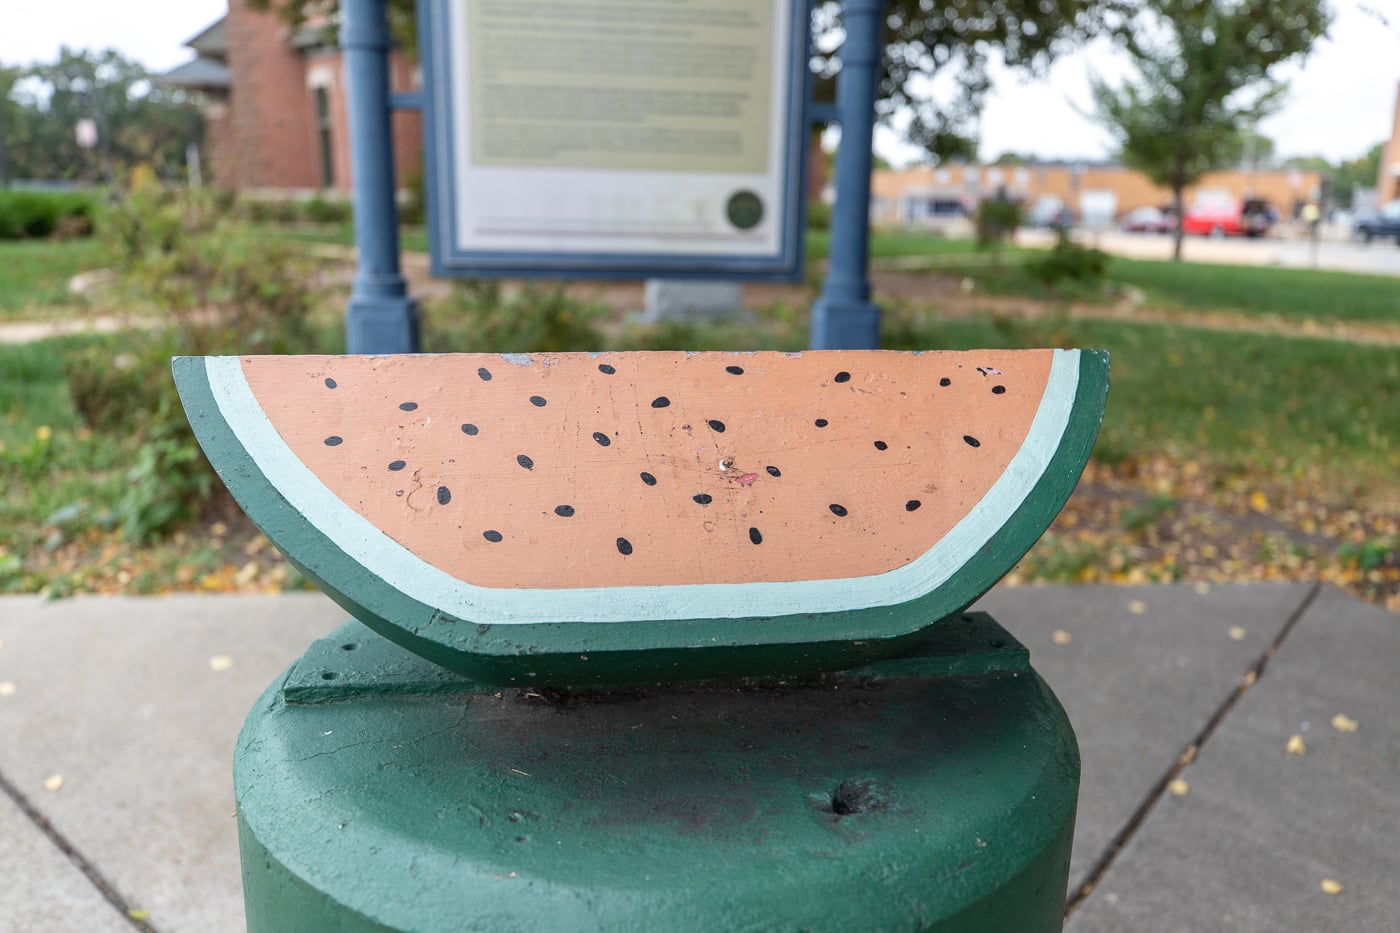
[1182,197,1274,237]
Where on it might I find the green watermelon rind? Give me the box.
[173,350,1107,685]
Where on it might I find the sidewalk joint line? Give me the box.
[0,767,159,932]
[1064,581,1322,918]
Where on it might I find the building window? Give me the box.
[315,86,334,189]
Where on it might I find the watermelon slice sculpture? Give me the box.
[174,349,1107,684]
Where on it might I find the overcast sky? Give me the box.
[4,0,1397,166]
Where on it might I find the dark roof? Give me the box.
[157,56,231,91]
[184,17,228,59]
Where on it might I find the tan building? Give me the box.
[1379,82,1400,203]
[871,162,1323,228]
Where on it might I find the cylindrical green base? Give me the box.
[236,616,1079,932]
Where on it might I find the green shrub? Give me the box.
[64,188,332,541]
[0,190,98,240]
[424,281,608,353]
[975,199,1021,248]
[1030,230,1109,288]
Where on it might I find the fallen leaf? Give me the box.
[1193,581,1211,595]
[1168,778,1189,796]
[128,909,150,921]
[1320,878,1344,896]
[209,655,234,672]
[1052,629,1073,646]
[1331,714,1359,733]
[1128,600,1147,615]
[0,681,15,697]
[1249,490,1269,513]
[43,774,64,792]
[1228,626,1246,641]
[1286,735,1307,756]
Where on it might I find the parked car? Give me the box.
[1354,200,1400,244]
[1181,197,1274,238]
[1120,206,1173,234]
[1026,195,1074,230]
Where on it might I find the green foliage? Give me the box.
[239,194,353,226]
[1030,230,1109,288]
[424,281,608,354]
[806,198,831,231]
[2,48,203,184]
[0,189,97,240]
[58,188,332,541]
[975,199,1021,248]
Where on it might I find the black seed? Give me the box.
[874,440,888,450]
[436,486,451,505]
[651,396,670,408]
[593,432,611,447]
[388,460,406,471]
[517,454,534,470]
[963,435,981,448]
[529,395,547,408]
[693,493,713,505]
[707,419,726,433]
[483,530,503,543]
[616,537,633,556]
[834,371,851,383]
[992,385,1006,394]
[829,503,848,517]
[598,363,616,374]
[726,365,744,375]
[640,471,657,486]
[749,527,763,545]
[766,465,781,477]
[815,418,828,428]
[461,423,479,436]
[399,402,418,412]
[478,367,492,381]
[906,499,922,512]
[324,377,337,389]
[939,377,951,387]
[324,436,343,447]
[554,505,575,517]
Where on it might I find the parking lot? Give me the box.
[1020,225,1400,278]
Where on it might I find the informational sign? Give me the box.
[419,0,809,280]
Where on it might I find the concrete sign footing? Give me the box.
[236,613,1079,932]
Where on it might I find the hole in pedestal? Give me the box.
[321,671,339,681]
[988,639,1006,649]
[340,643,357,651]
[827,778,887,816]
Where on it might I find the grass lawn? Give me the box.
[887,314,1400,497]
[0,238,108,320]
[1109,258,1400,325]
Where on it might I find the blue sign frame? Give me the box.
[417,0,811,282]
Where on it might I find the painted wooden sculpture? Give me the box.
[174,349,1108,684]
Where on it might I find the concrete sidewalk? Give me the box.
[0,583,1395,932]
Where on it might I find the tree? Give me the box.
[0,65,19,186]
[0,48,203,184]
[1330,143,1383,208]
[1091,0,1330,260]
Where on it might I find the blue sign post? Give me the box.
[342,0,420,354]
[809,0,886,350]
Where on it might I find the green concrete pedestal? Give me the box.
[236,613,1079,932]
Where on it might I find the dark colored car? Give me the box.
[1355,200,1400,244]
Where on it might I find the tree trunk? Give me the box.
[1172,183,1185,262]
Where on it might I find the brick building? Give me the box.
[161,1,421,195]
